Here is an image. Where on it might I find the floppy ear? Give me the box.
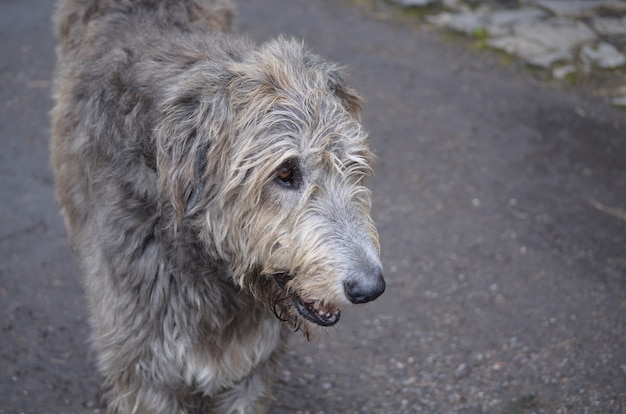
[327,69,364,119]
[155,88,228,230]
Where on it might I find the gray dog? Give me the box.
[50,0,385,412]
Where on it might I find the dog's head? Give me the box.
[157,37,384,333]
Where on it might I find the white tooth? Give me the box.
[325,313,331,318]
[313,302,320,311]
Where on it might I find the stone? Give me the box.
[527,49,572,68]
[591,17,626,36]
[513,18,596,52]
[489,8,547,28]
[486,8,547,37]
[553,65,577,80]
[534,0,626,18]
[487,36,547,56]
[580,42,626,69]
[488,36,571,67]
[442,0,463,10]
[428,8,490,35]
[610,96,626,107]
[393,0,439,7]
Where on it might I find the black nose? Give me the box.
[344,267,386,304]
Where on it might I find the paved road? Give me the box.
[1,0,625,413]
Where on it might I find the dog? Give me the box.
[50,0,385,412]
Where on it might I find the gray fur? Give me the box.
[50,1,384,412]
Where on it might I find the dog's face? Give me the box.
[245,92,382,329]
[259,123,384,329]
[158,38,384,333]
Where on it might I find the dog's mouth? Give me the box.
[273,273,341,327]
[295,295,341,327]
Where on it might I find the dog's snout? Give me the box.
[344,266,385,304]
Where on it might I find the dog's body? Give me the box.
[51,1,384,412]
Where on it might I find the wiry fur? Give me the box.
[50,0,383,413]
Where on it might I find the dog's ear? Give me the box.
[327,69,364,119]
[156,124,208,228]
[155,89,226,230]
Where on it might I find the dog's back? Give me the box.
[54,0,234,57]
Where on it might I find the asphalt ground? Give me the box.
[1,0,625,413]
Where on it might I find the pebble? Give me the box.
[454,363,469,379]
[611,96,626,108]
[397,0,438,6]
[553,65,577,80]
[580,43,626,69]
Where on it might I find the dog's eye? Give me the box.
[277,167,292,182]
[274,160,301,189]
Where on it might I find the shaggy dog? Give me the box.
[51,0,385,412]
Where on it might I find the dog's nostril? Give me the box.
[344,268,386,304]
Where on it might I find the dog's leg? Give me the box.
[103,382,185,414]
[207,357,280,414]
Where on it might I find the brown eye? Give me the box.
[277,167,292,182]
[274,159,301,189]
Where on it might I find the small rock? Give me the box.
[513,18,596,52]
[611,96,626,107]
[580,42,626,69]
[592,17,626,36]
[392,0,438,7]
[486,8,547,37]
[428,10,489,35]
[534,0,623,18]
[454,363,469,379]
[553,65,577,80]
[442,0,462,10]
[526,49,571,68]
[487,36,553,62]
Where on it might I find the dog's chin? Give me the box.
[272,273,341,327]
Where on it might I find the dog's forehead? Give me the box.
[270,105,369,162]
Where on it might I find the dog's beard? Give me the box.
[244,271,341,339]
[272,273,341,327]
